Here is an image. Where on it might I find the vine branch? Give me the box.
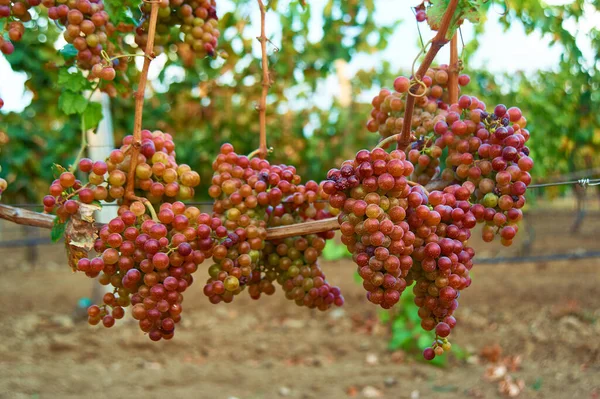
[125,0,160,202]
[398,0,460,149]
[257,0,270,159]
[448,34,459,104]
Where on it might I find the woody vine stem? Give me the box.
[398,0,460,149]
[257,0,270,159]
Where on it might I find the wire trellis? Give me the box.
[3,176,600,209]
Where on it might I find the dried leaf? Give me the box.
[484,364,507,381]
[498,376,525,397]
[64,205,99,271]
[480,343,503,363]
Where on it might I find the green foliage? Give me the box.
[51,218,66,243]
[322,238,351,261]
[59,92,89,115]
[427,0,483,39]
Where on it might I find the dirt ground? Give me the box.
[0,206,599,399]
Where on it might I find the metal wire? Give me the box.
[2,177,600,209]
[4,199,331,208]
[529,178,600,189]
[476,251,600,265]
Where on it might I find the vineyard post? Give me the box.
[398,0,460,149]
[87,91,118,302]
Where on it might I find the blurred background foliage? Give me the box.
[0,0,599,203]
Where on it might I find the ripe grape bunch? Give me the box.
[44,0,119,74]
[204,144,343,310]
[79,200,210,341]
[43,129,204,340]
[405,183,476,360]
[430,96,533,245]
[366,68,471,186]
[322,147,416,309]
[136,0,220,59]
[324,102,532,360]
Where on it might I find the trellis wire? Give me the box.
[3,176,599,209]
[528,178,600,189]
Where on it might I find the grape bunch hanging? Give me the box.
[135,0,220,59]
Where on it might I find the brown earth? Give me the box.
[0,207,599,399]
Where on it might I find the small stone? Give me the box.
[279,386,291,396]
[362,386,383,398]
[51,315,75,329]
[384,377,397,387]
[365,353,378,365]
[145,361,162,370]
[410,390,420,399]
[283,319,305,329]
[329,309,346,320]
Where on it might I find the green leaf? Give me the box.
[51,163,67,178]
[388,330,412,350]
[58,69,91,92]
[51,218,67,243]
[59,44,78,59]
[59,91,88,115]
[532,377,543,391]
[82,102,103,130]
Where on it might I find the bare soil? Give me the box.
[0,209,599,399]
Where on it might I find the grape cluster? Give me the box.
[43,129,207,340]
[204,144,343,310]
[79,201,210,340]
[404,183,476,360]
[44,130,200,214]
[431,98,532,244]
[323,148,416,309]
[366,69,471,186]
[136,0,219,59]
[265,201,343,310]
[0,0,36,54]
[366,67,471,139]
[44,0,118,73]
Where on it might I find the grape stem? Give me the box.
[256,0,270,159]
[448,34,459,104]
[131,196,159,222]
[398,0,460,150]
[125,0,160,203]
[376,133,415,150]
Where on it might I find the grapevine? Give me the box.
[0,0,540,363]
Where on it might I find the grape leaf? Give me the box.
[51,218,67,243]
[51,163,67,178]
[59,44,78,59]
[426,0,483,40]
[82,102,103,130]
[59,91,88,115]
[58,69,91,92]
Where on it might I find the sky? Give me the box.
[0,0,597,113]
